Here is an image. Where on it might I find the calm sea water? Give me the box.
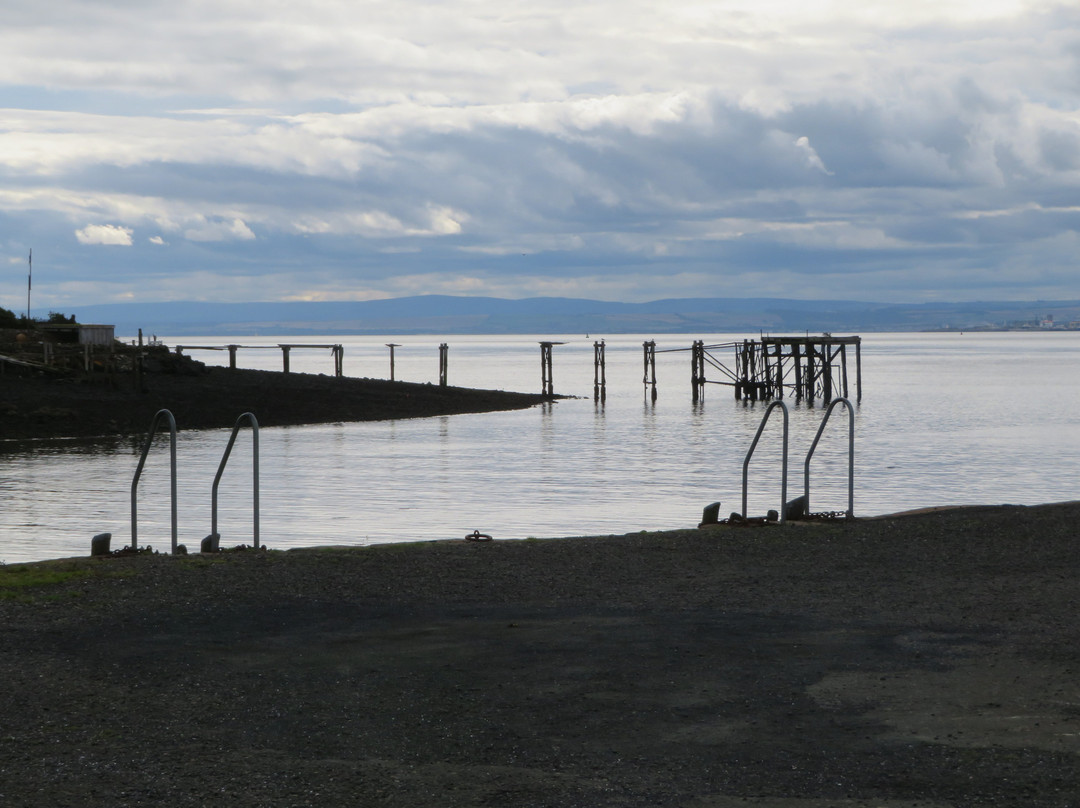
[2,332,1078,564]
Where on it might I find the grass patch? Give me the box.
[0,561,93,600]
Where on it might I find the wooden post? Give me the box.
[792,343,802,401]
[823,346,833,403]
[227,345,238,369]
[760,343,768,399]
[840,344,849,399]
[747,343,756,401]
[281,345,291,374]
[774,343,784,399]
[540,342,555,396]
[734,343,743,400]
[386,343,400,381]
[593,340,606,402]
[333,345,343,377]
[691,340,704,403]
[439,343,448,386]
[642,340,657,402]
[855,339,862,403]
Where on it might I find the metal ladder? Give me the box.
[130,410,261,554]
[741,398,856,522]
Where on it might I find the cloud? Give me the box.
[794,136,833,175]
[74,224,133,246]
[183,218,256,242]
[0,1,1078,307]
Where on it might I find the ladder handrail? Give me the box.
[804,397,855,518]
[741,400,790,523]
[131,409,178,553]
[211,412,260,548]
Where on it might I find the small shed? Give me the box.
[40,323,116,346]
[77,324,115,346]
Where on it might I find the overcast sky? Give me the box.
[2,1,1079,311]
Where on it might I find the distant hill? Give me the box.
[72,295,1080,337]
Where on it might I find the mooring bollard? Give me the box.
[699,502,721,526]
[90,532,112,556]
[784,495,807,522]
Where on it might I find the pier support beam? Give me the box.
[593,340,606,402]
[540,341,562,396]
[386,343,401,381]
[840,345,849,399]
[333,345,343,377]
[663,335,861,404]
[792,343,803,401]
[691,340,705,403]
[643,340,657,402]
[175,343,344,376]
[856,341,862,403]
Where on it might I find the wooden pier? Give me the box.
[172,335,860,405]
[175,343,344,376]
[675,336,861,404]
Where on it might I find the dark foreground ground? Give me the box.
[0,365,551,442]
[1,503,1077,806]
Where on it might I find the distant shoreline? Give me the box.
[71,294,1080,336]
[923,326,1080,332]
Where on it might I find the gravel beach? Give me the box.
[1,502,1077,806]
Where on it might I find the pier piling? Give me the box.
[643,340,657,402]
[691,340,705,402]
[668,335,861,405]
[593,340,606,402]
[386,343,401,381]
[540,341,563,396]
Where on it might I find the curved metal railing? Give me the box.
[210,412,260,550]
[741,401,790,523]
[803,397,855,518]
[131,409,178,553]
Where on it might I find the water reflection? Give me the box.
[0,434,136,458]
